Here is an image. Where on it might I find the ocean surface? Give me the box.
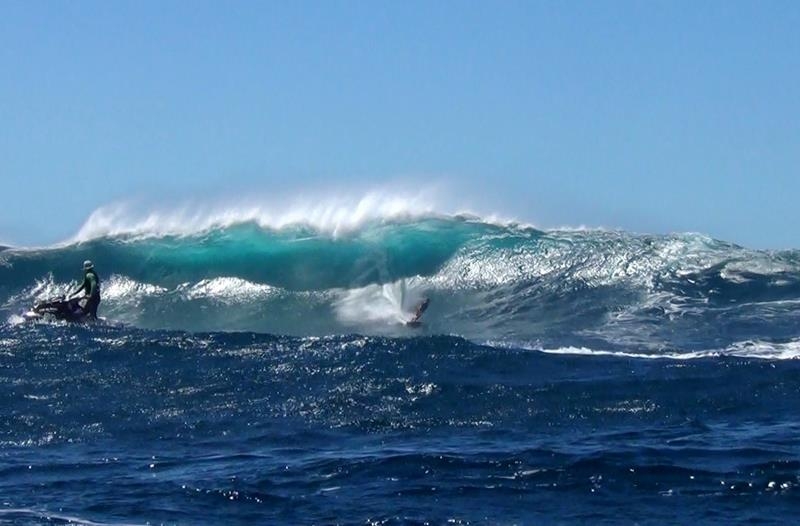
[2,209,800,524]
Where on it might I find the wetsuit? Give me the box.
[74,269,101,318]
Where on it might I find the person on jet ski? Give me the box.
[68,260,101,319]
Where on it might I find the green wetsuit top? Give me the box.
[75,269,101,298]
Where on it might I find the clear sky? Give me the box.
[1,1,798,248]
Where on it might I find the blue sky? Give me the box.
[1,1,798,248]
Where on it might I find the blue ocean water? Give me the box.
[1,213,800,524]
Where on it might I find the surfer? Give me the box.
[406,297,430,326]
[68,260,101,319]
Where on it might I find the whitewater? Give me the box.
[2,198,800,524]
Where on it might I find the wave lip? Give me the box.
[70,192,447,242]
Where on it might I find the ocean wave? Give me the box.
[1,209,799,350]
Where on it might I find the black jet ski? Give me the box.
[24,296,91,323]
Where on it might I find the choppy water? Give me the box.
[1,213,799,524]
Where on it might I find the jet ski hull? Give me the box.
[26,296,91,323]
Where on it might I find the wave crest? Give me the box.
[72,192,445,242]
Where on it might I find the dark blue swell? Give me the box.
[1,323,799,524]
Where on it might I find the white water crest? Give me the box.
[178,277,277,303]
[65,184,540,244]
[71,190,447,242]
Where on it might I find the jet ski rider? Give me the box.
[68,260,101,319]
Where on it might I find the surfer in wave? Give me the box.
[406,297,430,327]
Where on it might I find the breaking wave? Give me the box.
[2,201,799,358]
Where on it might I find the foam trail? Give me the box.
[531,339,800,360]
[0,509,142,526]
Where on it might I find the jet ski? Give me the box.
[24,295,92,323]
